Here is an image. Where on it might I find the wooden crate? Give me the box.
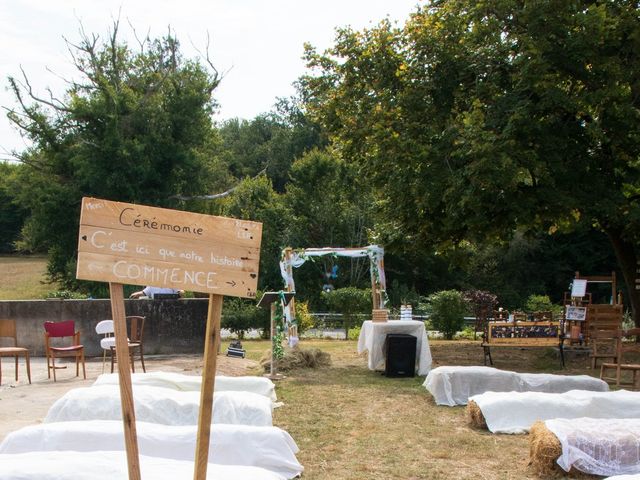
[372,309,389,323]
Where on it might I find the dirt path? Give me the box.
[0,354,258,442]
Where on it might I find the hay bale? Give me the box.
[528,421,563,477]
[261,347,331,372]
[466,400,487,430]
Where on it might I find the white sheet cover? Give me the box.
[0,450,286,480]
[0,420,302,479]
[470,389,640,434]
[357,320,432,375]
[45,385,273,426]
[424,366,608,406]
[605,476,640,480]
[93,372,277,401]
[544,418,640,477]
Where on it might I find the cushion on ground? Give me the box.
[93,372,277,401]
[544,418,640,477]
[424,366,609,406]
[0,450,286,480]
[44,385,273,426]
[469,389,640,434]
[0,420,302,479]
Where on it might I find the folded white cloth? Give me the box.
[545,418,640,477]
[470,389,640,434]
[424,366,608,406]
[0,450,286,480]
[0,420,302,479]
[45,385,273,426]
[93,372,277,402]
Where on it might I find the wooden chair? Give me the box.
[589,329,619,369]
[110,316,146,373]
[512,311,527,322]
[600,328,640,389]
[44,320,86,382]
[0,319,31,385]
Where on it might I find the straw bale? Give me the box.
[466,400,487,430]
[528,421,563,477]
[261,347,332,372]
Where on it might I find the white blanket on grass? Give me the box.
[0,450,286,480]
[93,372,277,402]
[470,389,640,434]
[0,421,302,479]
[545,418,640,477]
[424,366,608,406]
[45,385,272,426]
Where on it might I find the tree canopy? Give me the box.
[301,0,640,324]
[6,23,225,285]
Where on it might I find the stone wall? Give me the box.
[0,298,210,357]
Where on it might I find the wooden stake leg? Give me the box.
[109,283,141,480]
[194,294,223,480]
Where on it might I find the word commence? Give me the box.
[113,260,219,290]
[119,207,204,236]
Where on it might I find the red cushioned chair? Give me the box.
[44,320,86,382]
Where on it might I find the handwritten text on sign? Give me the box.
[76,198,262,298]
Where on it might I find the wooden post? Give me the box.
[109,282,141,480]
[194,294,223,480]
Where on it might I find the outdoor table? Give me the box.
[357,320,432,375]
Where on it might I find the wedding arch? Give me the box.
[278,245,387,342]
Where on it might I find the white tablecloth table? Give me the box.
[357,320,432,376]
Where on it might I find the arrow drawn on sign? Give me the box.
[226,281,237,287]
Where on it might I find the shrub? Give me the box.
[46,290,88,299]
[347,325,361,340]
[524,294,563,318]
[322,287,371,339]
[295,300,314,334]
[222,297,268,339]
[423,290,468,340]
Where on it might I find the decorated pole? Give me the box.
[257,291,294,380]
[76,197,262,480]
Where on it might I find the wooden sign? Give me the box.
[76,197,262,298]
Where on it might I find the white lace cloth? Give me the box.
[544,418,640,477]
[0,420,302,479]
[45,385,273,426]
[93,372,278,402]
[424,366,608,406]
[470,389,640,434]
[0,450,286,480]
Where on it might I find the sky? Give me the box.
[0,0,421,159]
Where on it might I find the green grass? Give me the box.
[0,255,60,300]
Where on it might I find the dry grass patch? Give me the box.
[0,255,59,300]
[271,339,600,479]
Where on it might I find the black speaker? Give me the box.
[384,333,417,377]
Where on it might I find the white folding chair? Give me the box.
[95,320,115,373]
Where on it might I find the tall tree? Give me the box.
[6,22,225,285]
[301,1,640,325]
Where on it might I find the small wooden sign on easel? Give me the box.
[76,197,262,480]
